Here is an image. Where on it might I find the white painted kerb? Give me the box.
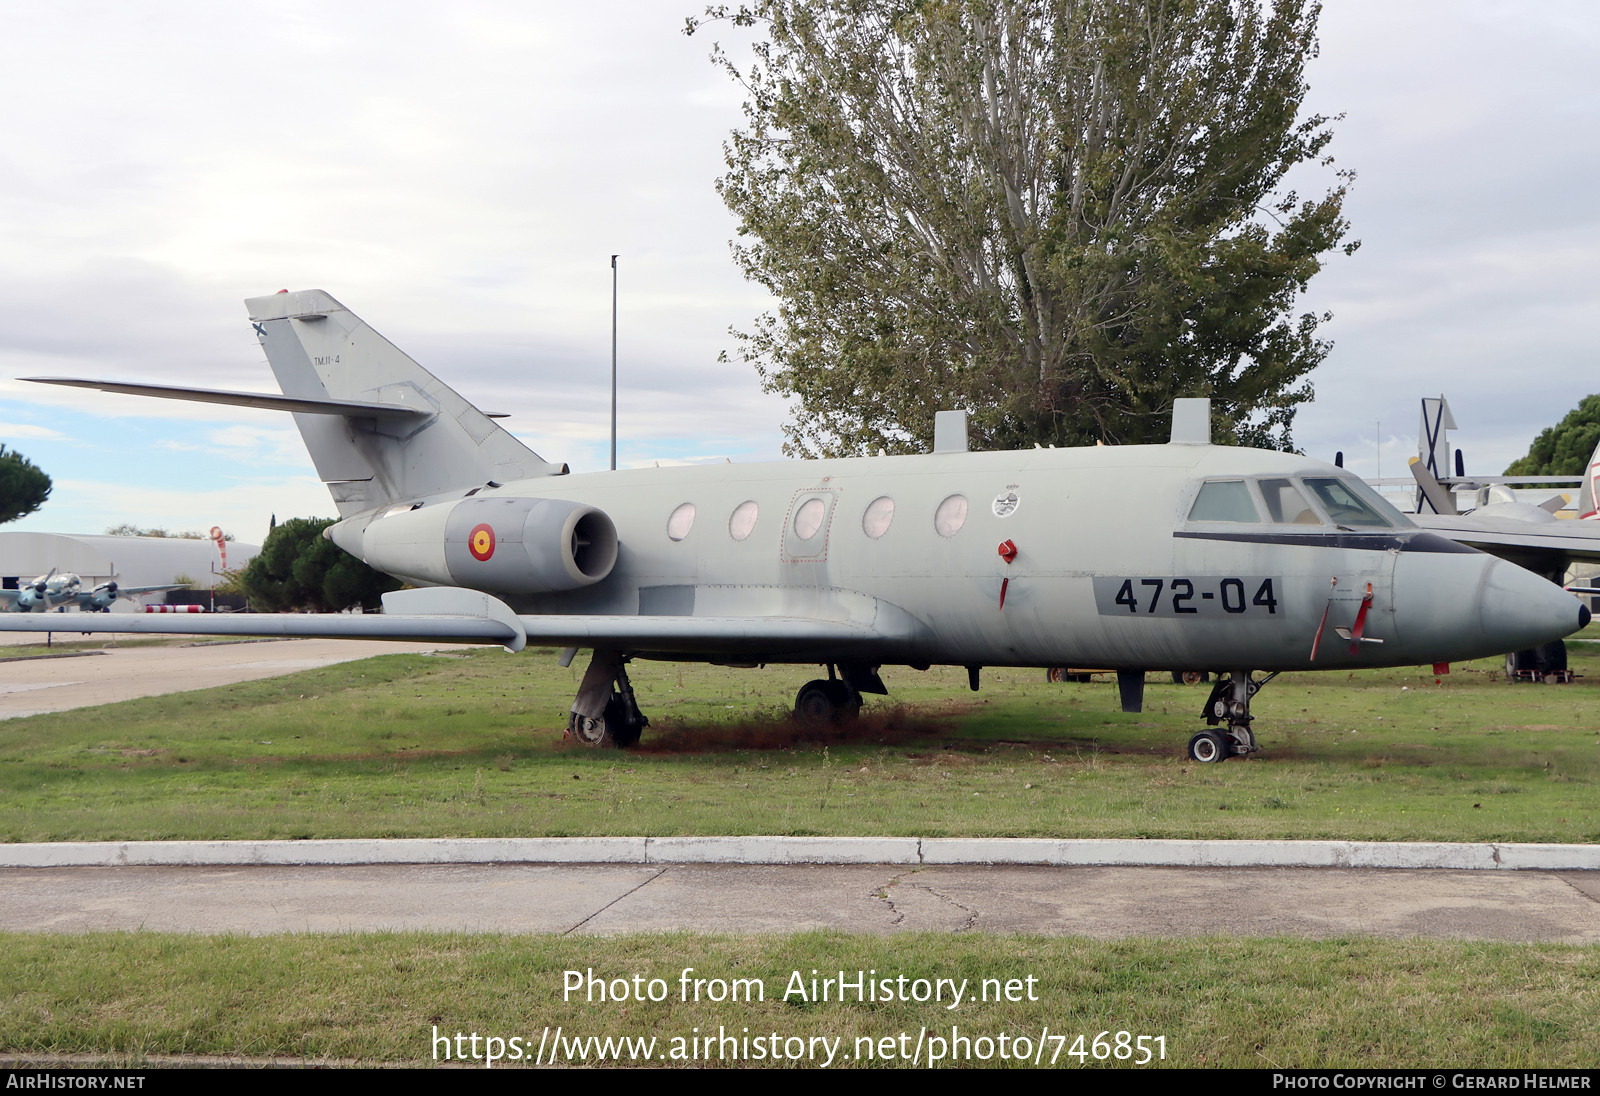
[1,838,1597,870]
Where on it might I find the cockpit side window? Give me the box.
[1188,480,1261,523]
[1302,476,1406,528]
[1258,478,1322,525]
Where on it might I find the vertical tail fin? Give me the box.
[1579,435,1600,520]
[246,290,556,515]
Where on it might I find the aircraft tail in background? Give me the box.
[1577,434,1600,520]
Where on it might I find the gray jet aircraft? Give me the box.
[6,290,1588,762]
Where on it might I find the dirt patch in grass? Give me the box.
[613,705,954,754]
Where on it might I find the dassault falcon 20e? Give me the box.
[7,290,1587,762]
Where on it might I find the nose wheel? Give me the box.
[1191,670,1275,761]
[1186,730,1228,763]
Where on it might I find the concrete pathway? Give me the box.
[0,635,467,718]
[3,861,1598,940]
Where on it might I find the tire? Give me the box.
[567,695,642,749]
[1187,730,1229,763]
[568,709,616,748]
[1171,670,1211,685]
[1047,667,1068,683]
[605,695,644,748]
[822,679,862,721]
[1538,640,1568,675]
[795,679,838,726]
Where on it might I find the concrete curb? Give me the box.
[2,837,1597,870]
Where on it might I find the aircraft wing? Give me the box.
[1409,513,1600,568]
[0,587,923,658]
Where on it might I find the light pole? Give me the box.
[610,254,618,471]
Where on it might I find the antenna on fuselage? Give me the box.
[1168,398,1212,444]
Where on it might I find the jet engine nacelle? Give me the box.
[346,495,619,594]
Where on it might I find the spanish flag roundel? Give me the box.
[468,523,496,561]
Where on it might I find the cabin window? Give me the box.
[729,499,759,541]
[1258,478,1322,525]
[1187,480,1260,523]
[667,503,696,541]
[862,495,895,539]
[934,494,968,537]
[794,497,826,539]
[1302,477,1403,528]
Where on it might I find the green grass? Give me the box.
[3,631,1600,843]
[2,932,1597,1067]
[6,638,1600,1069]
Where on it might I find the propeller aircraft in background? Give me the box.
[0,569,187,613]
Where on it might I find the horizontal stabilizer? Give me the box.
[23,378,431,419]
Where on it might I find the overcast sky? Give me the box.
[2,0,1595,545]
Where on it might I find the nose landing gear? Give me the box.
[1191,670,1276,762]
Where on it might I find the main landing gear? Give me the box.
[1189,670,1277,763]
[793,663,886,727]
[565,655,889,747]
[567,648,649,748]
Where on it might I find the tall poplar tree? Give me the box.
[693,0,1355,455]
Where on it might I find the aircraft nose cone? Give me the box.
[1392,550,1588,664]
[1477,558,1588,652]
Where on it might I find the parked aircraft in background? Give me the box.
[1343,397,1600,681]
[3,291,1587,762]
[0,569,186,613]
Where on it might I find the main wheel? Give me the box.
[605,695,644,748]
[1506,649,1539,682]
[568,709,616,748]
[823,679,861,721]
[1187,730,1229,763]
[795,679,860,725]
[568,695,643,749]
[795,679,837,726]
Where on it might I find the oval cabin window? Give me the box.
[862,495,895,539]
[934,494,968,537]
[729,499,759,541]
[667,502,696,542]
[794,497,826,540]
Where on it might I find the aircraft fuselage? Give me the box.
[330,441,1576,675]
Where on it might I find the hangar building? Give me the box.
[0,532,261,609]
